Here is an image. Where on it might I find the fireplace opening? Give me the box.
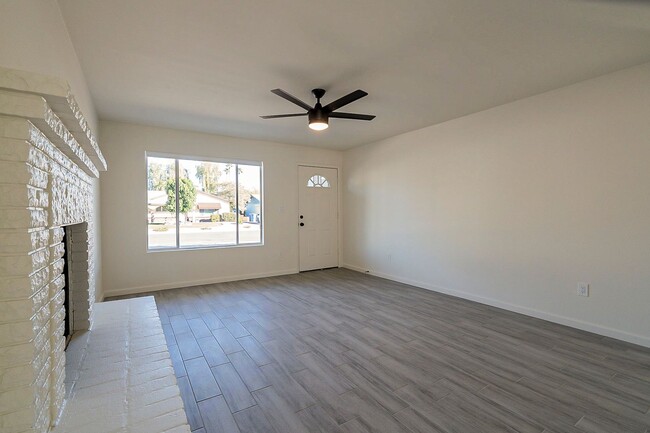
[60,222,91,351]
[62,226,73,348]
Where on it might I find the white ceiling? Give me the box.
[58,0,650,150]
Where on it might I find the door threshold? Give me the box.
[299,266,339,273]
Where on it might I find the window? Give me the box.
[147,154,262,250]
[307,175,330,188]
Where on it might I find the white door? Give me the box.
[299,166,338,271]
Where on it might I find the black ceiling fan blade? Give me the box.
[271,89,313,111]
[329,112,376,121]
[260,113,308,119]
[324,90,368,112]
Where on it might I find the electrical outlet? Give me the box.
[577,282,589,297]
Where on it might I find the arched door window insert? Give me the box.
[307,175,330,188]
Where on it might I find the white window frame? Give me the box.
[145,151,264,252]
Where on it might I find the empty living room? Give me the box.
[1,1,649,432]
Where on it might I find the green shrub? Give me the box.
[210,213,221,222]
[221,212,236,222]
[220,212,244,223]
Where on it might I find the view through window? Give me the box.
[147,155,262,249]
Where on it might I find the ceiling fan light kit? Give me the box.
[308,117,328,130]
[261,88,375,131]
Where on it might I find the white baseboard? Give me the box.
[103,268,298,298]
[342,263,650,349]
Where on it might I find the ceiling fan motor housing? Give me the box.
[309,103,328,124]
[309,89,329,126]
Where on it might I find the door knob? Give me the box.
[300,222,304,227]
[300,215,304,219]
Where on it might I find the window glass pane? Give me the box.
[238,164,262,244]
[307,175,329,188]
[178,159,237,248]
[147,155,262,250]
[147,156,177,249]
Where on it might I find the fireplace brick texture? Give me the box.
[0,67,104,433]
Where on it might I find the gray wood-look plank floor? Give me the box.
[108,268,650,433]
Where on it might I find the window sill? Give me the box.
[147,242,264,253]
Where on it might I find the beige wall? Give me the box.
[343,63,650,347]
[0,0,97,130]
[0,0,104,301]
[7,0,645,345]
[99,121,342,296]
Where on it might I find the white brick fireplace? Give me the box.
[0,66,106,433]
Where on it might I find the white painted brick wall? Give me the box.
[0,69,101,433]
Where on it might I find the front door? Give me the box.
[298,166,338,271]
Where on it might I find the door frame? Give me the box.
[297,164,341,271]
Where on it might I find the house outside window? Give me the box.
[146,154,262,250]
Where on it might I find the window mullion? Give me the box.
[175,158,180,248]
[235,164,239,245]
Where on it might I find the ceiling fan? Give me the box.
[261,88,375,131]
